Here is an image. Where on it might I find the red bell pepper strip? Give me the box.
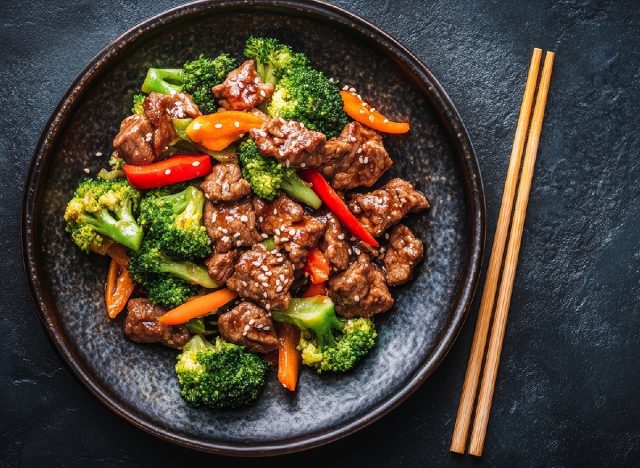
[304,248,330,284]
[299,169,379,247]
[123,154,212,190]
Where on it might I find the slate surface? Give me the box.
[2,0,639,466]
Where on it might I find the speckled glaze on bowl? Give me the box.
[21,0,484,456]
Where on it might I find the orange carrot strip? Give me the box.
[157,288,238,325]
[107,243,130,268]
[302,282,328,298]
[105,259,134,319]
[186,111,266,151]
[340,90,410,134]
[277,323,301,391]
[304,248,330,284]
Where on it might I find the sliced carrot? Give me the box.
[186,111,266,151]
[302,282,328,298]
[107,243,130,268]
[340,90,410,134]
[304,248,330,284]
[277,323,301,391]
[157,288,238,325]
[105,258,135,319]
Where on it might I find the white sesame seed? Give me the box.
[192,161,200,167]
[242,281,248,287]
[221,235,230,242]
[261,233,269,239]
[238,81,244,89]
[259,89,266,97]
[233,232,241,238]
[263,326,270,331]
[276,285,283,292]
[164,169,171,175]
[342,85,349,91]
[192,122,202,130]
[370,108,376,113]
[349,87,356,93]
[211,213,217,222]
[359,109,365,114]
[240,215,248,222]
[356,147,363,154]
[261,265,268,272]
[274,228,281,236]
[368,114,375,123]
[273,209,277,215]
[262,282,269,287]
[300,162,306,167]
[337,233,345,240]
[363,156,369,164]
[252,261,261,267]
[354,295,360,302]
[383,118,389,123]
[385,233,390,240]
[234,121,240,128]
[214,123,223,129]
[258,216,264,222]
[244,324,250,332]
[249,319,255,325]
[289,228,296,236]
[265,304,271,310]
[263,292,268,298]
[83,168,90,174]
[279,274,285,281]
[95,151,103,157]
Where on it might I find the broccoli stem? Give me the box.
[176,186,205,227]
[183,334,214,352]
[185,318,207,335]
[272,297,342,348]
[262,237,277,251]
[156,257,219,289]
[87,209,143,251]
[172,118,193,141]
[141,68,183,95]
[280,172,322,209]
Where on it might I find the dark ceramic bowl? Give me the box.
[21,0,484,456]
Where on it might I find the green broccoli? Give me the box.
[272,297,377,373]
[64,178,143,253]
[97,153,125,181]
[145,275,198,310]
[128,240,218,289]
[131,93,146,115]
[176,335,267,409]
[141,54,237,114]
[268,63,347,138]
[243,36,306,85]
[238,139,321,208]
[139,185,211,260]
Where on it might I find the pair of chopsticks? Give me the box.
[450,48,555,457]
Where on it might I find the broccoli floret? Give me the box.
[64,178,143,253]
[238,139,321,208]
[97,153,125,181]
[243,36,307,85]
[141,54,237,114]
[128,240,218,289]
[146,275,198,310]
[272,297,377,373]
[139,185,211,260]
[176,335,267,409]
[131,93,146,115]
[269,63,347,138]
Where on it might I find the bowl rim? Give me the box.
[21,0,485,456]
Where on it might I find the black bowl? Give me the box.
[21,0,485,456]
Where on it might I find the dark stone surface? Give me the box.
[1,0,639,465]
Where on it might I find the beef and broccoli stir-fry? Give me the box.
[64,37,430,409]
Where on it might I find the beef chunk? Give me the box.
[348,178,430,237]
[218,301,279,353]
[319,214,351,272]
[250,117,327,168]
[124,298,190,348]
[212,60,274,111]
[112,115,156,165]
[203,199,262,253]
[384,224,424,286]
[143,92,202,156]
[328,254,394,318]
[113,92,201,165]
[321,122,392,190]
[205,249,241,284]
[255,195,325,269]
[227,245,294,310]
[200,163,251,202]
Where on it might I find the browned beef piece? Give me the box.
[200,163,251,202]
[212,60,274,111]
[112,115,156,165]
[255,195,304,233]
[203,199,262,253]
[217,301,279,353]
[113,92,201,165]
[250,117,327,168]
[227,245,294,310]
[384,224,424,286]
[143,92,202,156]
[348,178,430,237]
[328,254,394,318]
[255,195,325,269]
[124,298,190,348]
[205,249,241,284]
[319,214,351,272]
[321,122,392,190]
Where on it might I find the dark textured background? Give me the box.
[2,0,639,466]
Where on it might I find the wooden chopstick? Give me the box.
[450,48,543,454]
[468,50,555,456]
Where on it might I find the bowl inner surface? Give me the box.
[26,3,481,454]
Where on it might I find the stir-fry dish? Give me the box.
[64,38,430,409]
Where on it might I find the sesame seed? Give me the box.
[265,304,271,310]
[359,109,365,114]
[242,281,248,287]
[249,319,255,325]
[239,133,245,138]
[234,121,240,128]
[342,85,349,91]
[261,265,268,272]
[243,325,250,332]
[279,274,285,281]
[262,282,269,287]
[349,87,356,93]
[192,122,202,130]
[274,228,281,236]
[252,261,261,267]
[211,213,217,222]
[221,236,230,242]
[233,232,241,238]
[276,285,283,292]
[385,233,390,239]
[192,161,200,167]
[263,292,268,298]
[95,151,103,157]
[357,147,363,154]
[265,271,272,276]
[259,89,266,97]
[300,162,306,167]
[289,228,296,236]
[238,81,244,89]
[164,169,171,175]
[337,233,345,240]
[240,215,248,222]
[83,168,90,174]
[383,118,389,123]
[280,237,289,242]
[368,114,375,123]
[263,326,270,331]
[273,209,277,215]
[214,123,223,129]
[354,295,360,302]
[370,108,376,113]
[261,233,269,239]
[363,156,369,164]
